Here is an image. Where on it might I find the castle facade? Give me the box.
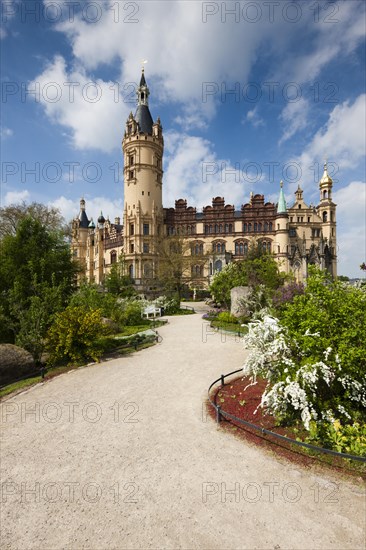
[71,71,337,289]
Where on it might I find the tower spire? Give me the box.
[277,180,287,214]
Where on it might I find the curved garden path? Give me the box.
[1,304,365,549]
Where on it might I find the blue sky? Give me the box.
[1,0,365,277]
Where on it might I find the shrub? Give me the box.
[241,268,366,454]
[217,311,238,324]
[46,306,108,365]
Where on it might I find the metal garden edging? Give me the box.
[208,369,366,463]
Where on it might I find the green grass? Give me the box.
[211,319,248,335]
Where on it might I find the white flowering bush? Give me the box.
[242,268,366,453]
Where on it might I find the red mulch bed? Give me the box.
[207,375,366,481]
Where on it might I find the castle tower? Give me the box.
[317,162,337,276]
[122,69,164,282]
[275,181,289,272]
[71,198,90,281]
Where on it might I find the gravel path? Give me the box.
[1,305,365,549]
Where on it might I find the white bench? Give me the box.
[142,306,161,319]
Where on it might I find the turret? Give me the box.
[275,181,289,271]
[317,161,337,277]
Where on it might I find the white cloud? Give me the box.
[52,195,123,224]
[273,1,365,85]
[333,181,366,278]
[244,107,264,128]
[290,94,366,197]
[30,55,129,152]
[0,127,14,139]
[3,189,30,205]
[163,131,252,209]
[279,98,309,145]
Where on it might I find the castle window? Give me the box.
[209,263,213,275]
[298,204,301,209]
[148,192,150,196]
[129,170,134,180]
[129,155,134,166]
[130,223,134,235]
[254,223,258,232]
[290,217,293,222]
[187,226,191,235]
[142,191,144,196]
[323,190,327,199]
[248,223,252,232]
[289,228,296,237]
[215,224,218,233]
[243,223,247,232]
[143,223,150,235]
[229,224,233,233]
[323,211,327,222]
[264,222,268,232]
[219,224,223,233]
[269,222,272,231]
[209,225,213,234]
[205,225,209,234]
[244,242,248,254]
[225,224,229,233]
[110,251,117,264]
[258,223,262,232]
[308,217,311,223]
[143,243,149,254]
[129,264,134,278]
[214,260,222,272]
[216,243,221,254]
[130,243,134,253]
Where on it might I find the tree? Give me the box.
[155,234,207,301]
[209,244,286,307]
[0,217,78,345]
[104,255,135,297]
[0,201,67,240]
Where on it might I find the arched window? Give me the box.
[215,224,219,233]
[244,242,248,255]
[264,222,268,232]
[243,223,247,232]
[110,251,117,264]
[323,190,327,199]
[129,264,134,278]
[235,243,239,255]
[248,223,252,232]
[258,223,262,232]
[222,243,225,252]
[219,224,223,233]
[205,225,209,234]
[209,225,213,234]
[254,223,258,232]
[216,243,221,254]
[269,222,273,231]
[195,244,199,255]
[229,224,233,233]
[225,224,229,233]
[200,244,203,254]
[214,259,222,272]
[323,211,328,222]
[239,243,243,255]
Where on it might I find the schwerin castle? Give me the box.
[71,70,337,290]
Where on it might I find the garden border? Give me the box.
[208,369,366,463]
